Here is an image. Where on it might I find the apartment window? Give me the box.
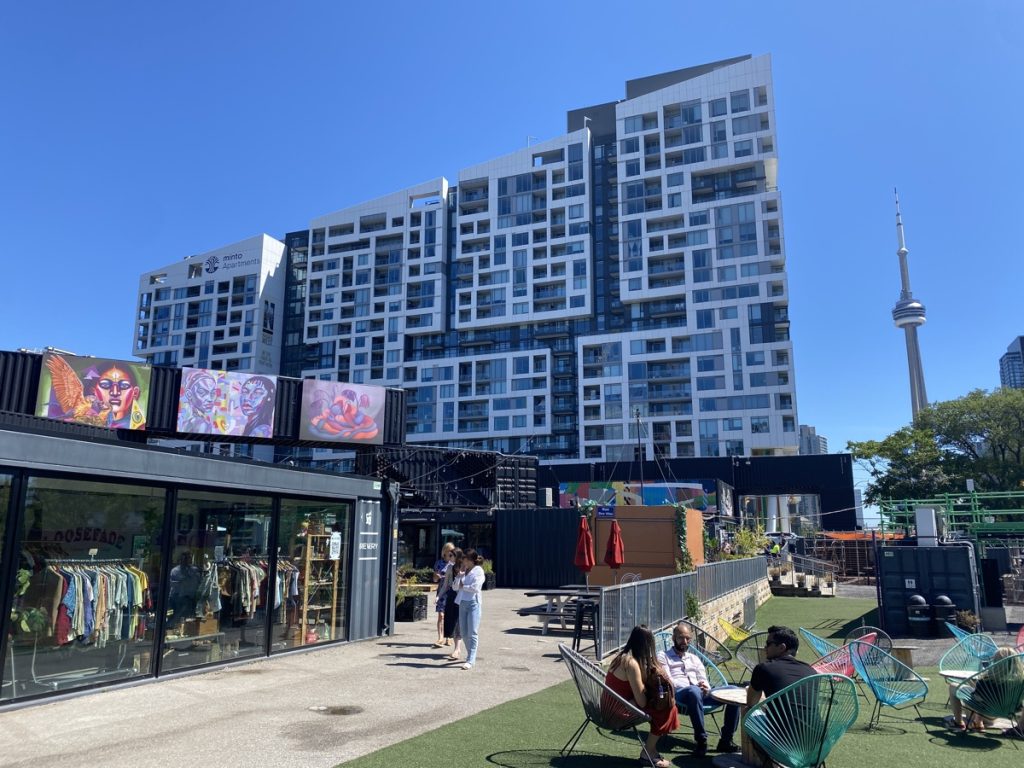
[625,160,640,177]
[709,98,727,117]
[696,309,715,329]
[754,86,768,106]
[620,136,639,154]
[751,415,770,433]
[746,351,765,365]
[666,172,685,188]
[734,139,753,157]
[722,417,743,431]
[624,116,643,133]
[683,147,706,165]
[730,90,750,112]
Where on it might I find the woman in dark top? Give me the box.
[431,543,455,647]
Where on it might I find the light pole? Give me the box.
[635,408,645,504]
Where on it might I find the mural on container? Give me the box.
[176,368,277,437]
[36,352,150,430]
[299,380,383,444]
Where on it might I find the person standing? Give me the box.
[454,549,485,670]
[431,543,455,648]
[442,548,464,660]
[657,622,740,756]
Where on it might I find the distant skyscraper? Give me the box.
[891,192,928,419]
[798,424,828,455]
[999,336,1024,389]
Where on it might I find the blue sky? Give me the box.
[1,1,1021,478]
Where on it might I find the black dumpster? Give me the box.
[907,594,931,638]
[932,595,957,636]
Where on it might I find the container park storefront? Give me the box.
[0,424,392,706]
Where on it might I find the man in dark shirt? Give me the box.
[747,625,815,703]
[746,625,818,760]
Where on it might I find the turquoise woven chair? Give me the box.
[944,621,975,642]
[800,628,840,659]
[954,651,1024,737]
[939,634,999,677]
[849,640,929,729]
[743,673,859,768]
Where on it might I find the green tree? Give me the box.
[849,388,1024,504]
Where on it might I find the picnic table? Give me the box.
[520,589,600,635]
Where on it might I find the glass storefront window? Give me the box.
[0,475,10,698]
[2,477,164,701]
[162,490,272,672]
[275,499,351,650]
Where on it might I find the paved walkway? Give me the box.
[0,589,576,768]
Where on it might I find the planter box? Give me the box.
[395,593,428,622]
[482,572,496,591]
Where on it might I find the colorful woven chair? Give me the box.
[849,640,928,730]
[845,625,893,653]
[743,673,860,768]
[940,633,1000,677]
[718,617,752,645]
[1016,625,1024,652]
[954,651,1024,738]
[558,643,651,760]
[800,628,841,659]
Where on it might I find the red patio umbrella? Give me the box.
[604,519,625,581]
[573,515,595,585]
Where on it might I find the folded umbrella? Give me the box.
[604,519,624,571]
[573,515,595,585]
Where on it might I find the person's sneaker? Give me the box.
[716,739,740,753]
[693,740,707,758]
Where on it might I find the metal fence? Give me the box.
[597,556,766,659]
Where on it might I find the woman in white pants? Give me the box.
[454,549,485,670]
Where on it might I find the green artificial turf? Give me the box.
[337,597,1022,768]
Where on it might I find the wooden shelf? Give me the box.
[300,531,339,645]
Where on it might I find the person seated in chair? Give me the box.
[658,622,741,757]
[947,646,1024,732]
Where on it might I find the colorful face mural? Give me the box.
[559,481,719,512]
[299,380,383,445]
[36,352,150,431]
[176,368,277,437]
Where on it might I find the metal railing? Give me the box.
[596,556,766,659]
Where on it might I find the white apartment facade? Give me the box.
[135,55,799,465]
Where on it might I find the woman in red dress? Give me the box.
[605,625,679,767]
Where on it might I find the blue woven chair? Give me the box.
[940,634,999,677]
[849,639,929,730]
[944,621,973,642]
[800,628,840,659]
[744,673,860,768]
[954,651,1024,738]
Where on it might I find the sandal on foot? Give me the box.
[446,654,460,661]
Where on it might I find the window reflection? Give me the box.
[2,477,163,701]
[275,501,351,650]
[162,491,271,672]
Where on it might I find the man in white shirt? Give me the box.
[656,622,740,757]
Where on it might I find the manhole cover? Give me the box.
[309,705,364,716]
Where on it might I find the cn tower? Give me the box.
[891,191,928,419]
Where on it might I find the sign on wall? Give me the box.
[176,368,277,437]
[36,352,150,431]
[298,380,383,445]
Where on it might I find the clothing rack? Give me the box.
[46,557,140,565]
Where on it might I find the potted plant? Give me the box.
[768,566,782,584]
[955,609,980,633]
[481,559,496,590]
[395,586,428,622]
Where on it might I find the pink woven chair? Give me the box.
[812,632,877,678]
[1015,625,1024,651]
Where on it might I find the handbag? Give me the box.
[645,668,674,711]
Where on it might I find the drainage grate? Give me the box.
[309,705,364,716]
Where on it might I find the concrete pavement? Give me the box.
[0,589,577,768]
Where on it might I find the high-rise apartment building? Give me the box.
[799,424,828,455]
[999,336,1024,389]
[136,54,799,464]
